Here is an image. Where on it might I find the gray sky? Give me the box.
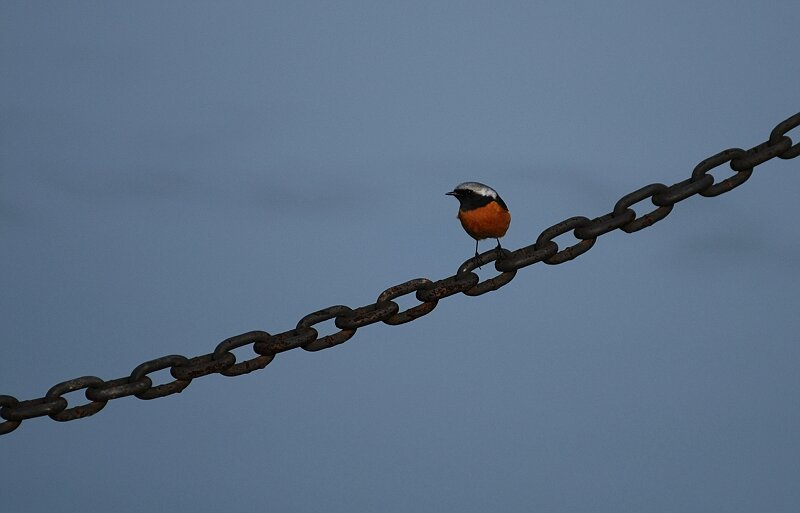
[2,2,799,512]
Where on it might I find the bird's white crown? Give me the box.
[452,182,498,199]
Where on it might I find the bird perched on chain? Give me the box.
[446,181,511,258]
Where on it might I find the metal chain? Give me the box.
[2,112,798,437]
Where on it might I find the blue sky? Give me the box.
[2,2,799,512]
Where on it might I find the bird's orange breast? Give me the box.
[457,200,511,240]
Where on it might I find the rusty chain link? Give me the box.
[2,112,798,437]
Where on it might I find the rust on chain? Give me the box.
[46,376,107,422]
[85,376,152,402]
[2,112,798,436]
[495,240,557,272]
[336,301,399,330]
[254,327,316,355]
[731,137,792,171]
[214,331,275,377]
[573,210,636,239]
[416,273,479,302]
[1,396,67,422]
[131,355,191,400]
[299,306,357,351]
[651,175,714,206]
[171,352,237,381]
[693,148,752,197]
[457,248,516,296]
[613,183,674,233]
[378,279,438,325]
[538,216,596,264]
[770,112,800,158]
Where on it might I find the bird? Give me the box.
[446,181,511,258]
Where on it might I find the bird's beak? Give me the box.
[445,191,456,196]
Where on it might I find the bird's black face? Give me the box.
[446,188,492,211]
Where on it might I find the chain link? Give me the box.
[2,112,798,436]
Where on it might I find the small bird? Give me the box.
[446,181,511,257]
